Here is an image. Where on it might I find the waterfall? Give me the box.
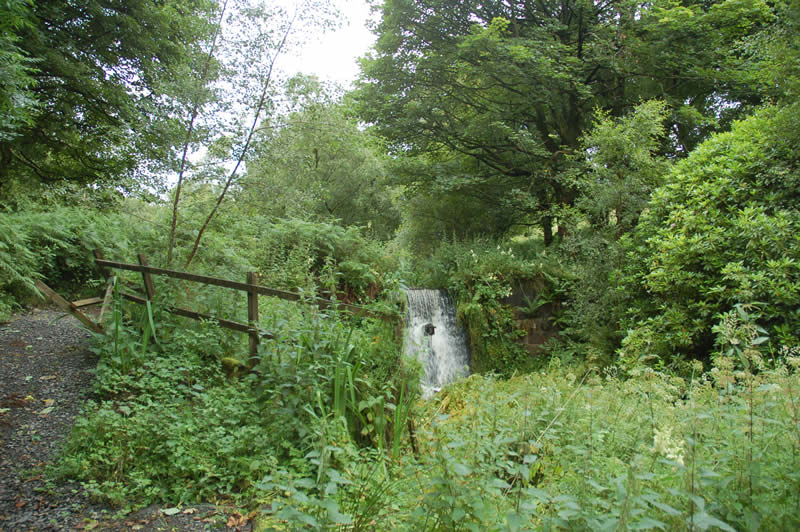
[404,289,470,398]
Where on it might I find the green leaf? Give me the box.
[690,512,736,532]
[506,512,523,531]
[489,478,511,489]
[631,517,667,530]
[452,462,473,476]
[322,499,353,525]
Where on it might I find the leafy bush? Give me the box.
[253,218,395,299]
[619,105,800,368]
[549,101,670,364]
[0,213,38,318]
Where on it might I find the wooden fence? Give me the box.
[38,250,390,361]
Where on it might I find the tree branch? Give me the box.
[167,0,229,267]
[184,7,298,269]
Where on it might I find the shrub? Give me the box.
[0,206,140,319]
[411,238,569,376]
[619,105,800,368]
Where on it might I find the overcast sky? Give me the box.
[281,0,377,88]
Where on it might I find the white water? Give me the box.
[403,289,470,398]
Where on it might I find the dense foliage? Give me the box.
[619,105,800,368]
[0,0,799,528]
[241,77,401,239]
[0,0,219,203]
[357,0,771,243]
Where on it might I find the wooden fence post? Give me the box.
[247,272,259,365]
[94,249,114,323]
[138,253,156,301]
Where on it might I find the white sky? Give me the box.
[281,0,377,88]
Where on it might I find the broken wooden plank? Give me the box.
[71,297,103,308]
[98,279,114,323]
[35,280,104,334]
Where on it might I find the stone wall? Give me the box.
[503,279,559,356]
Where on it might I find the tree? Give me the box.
[179,0,339,268]
[240,75,400,239]
[575,100,669,237]
[0,0,219,204]
[616,0,800,366]
[357,0,772,244]
[557,100,670,359]
[0,0,38,145]
[166,0,230,267]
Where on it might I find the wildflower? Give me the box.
[653,426,685,466]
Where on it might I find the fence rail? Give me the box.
[94,250,391,361]
[37,250,392,363]
[93,258,380,318]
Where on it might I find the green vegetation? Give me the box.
[1,0,799,528]
[619,106,800,370]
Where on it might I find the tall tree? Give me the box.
[357,0,772,244]
[166,0,229,266]
[181,0,339,268]
[0,0,218,204]
[240,75,400,239]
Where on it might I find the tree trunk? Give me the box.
[167,0,229,267]
[542,216,553,246]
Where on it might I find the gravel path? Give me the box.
[0,309,248,531]
[0,308,100,530]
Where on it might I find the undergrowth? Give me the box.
[53,291,415,513]
[381,358,800,530]
[55,284,800,531]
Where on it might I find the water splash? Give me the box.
[404,289,470,398]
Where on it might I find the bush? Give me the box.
[411,237,569,376]
[619,105,800,368]
[252,218,395,300]
[389,360,800,530]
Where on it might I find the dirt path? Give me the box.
[0,308,99,530]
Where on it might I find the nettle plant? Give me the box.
[386,359,800,530]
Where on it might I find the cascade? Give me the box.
[403,289,470,397]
